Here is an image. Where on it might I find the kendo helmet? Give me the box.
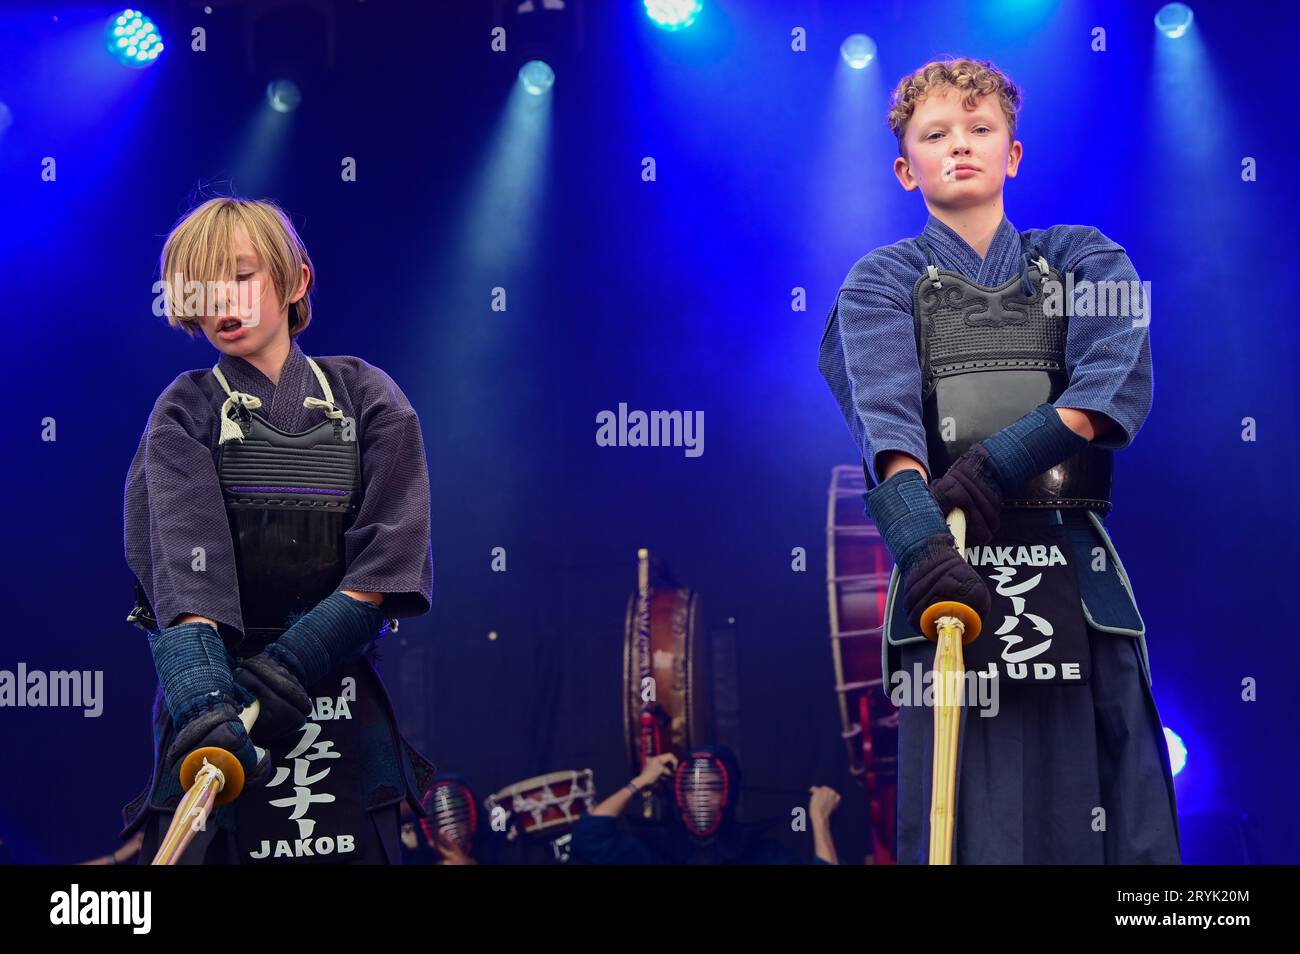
[673,745,741,841]
[419,774,479,854]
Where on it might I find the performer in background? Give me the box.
[400,775,491,865]
[573,749,840,864]
[818,58,1179,863]
[121,196,435,864]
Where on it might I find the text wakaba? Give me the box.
[965,544,1068,567]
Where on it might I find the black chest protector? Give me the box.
[127,356,362,648]
[911,235,1112,513]
[213,358,361,648]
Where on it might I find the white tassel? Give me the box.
[217,392,263,445]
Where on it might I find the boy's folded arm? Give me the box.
[1049,230,1154,451]
[833,257,930,485]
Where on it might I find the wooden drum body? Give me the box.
[622,582,711,776]
[826,464,899,864]
[485,769,596,840]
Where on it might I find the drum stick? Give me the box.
[918,508,983,866]
[150,700,261,866]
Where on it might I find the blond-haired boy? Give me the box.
[122,196,436,864]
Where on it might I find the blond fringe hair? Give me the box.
[159,196,315,337]
[888,57,1022,157]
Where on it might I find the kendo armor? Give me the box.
[127,357,380,649]
[910,236,1113,513]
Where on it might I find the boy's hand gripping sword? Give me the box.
[150,700,261,865]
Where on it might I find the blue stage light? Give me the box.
[266,79,302,113]
[1164,727,1187,777]
[840,34,877,70]
[518,60,555,96]
[1154,3,1194,39]
[105,8,164,68]
[644,0,701,32]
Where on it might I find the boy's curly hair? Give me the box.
[888,57,1022,157]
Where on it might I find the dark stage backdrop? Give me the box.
[0,0,1296,864]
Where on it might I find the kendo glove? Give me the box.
[929,404,1090,547]
[148,620,270,787]
[928,443,1004,548]
[232,651,313,744]
[865,469,990,634]
[164,693,273,789]
[242,589,385,698]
